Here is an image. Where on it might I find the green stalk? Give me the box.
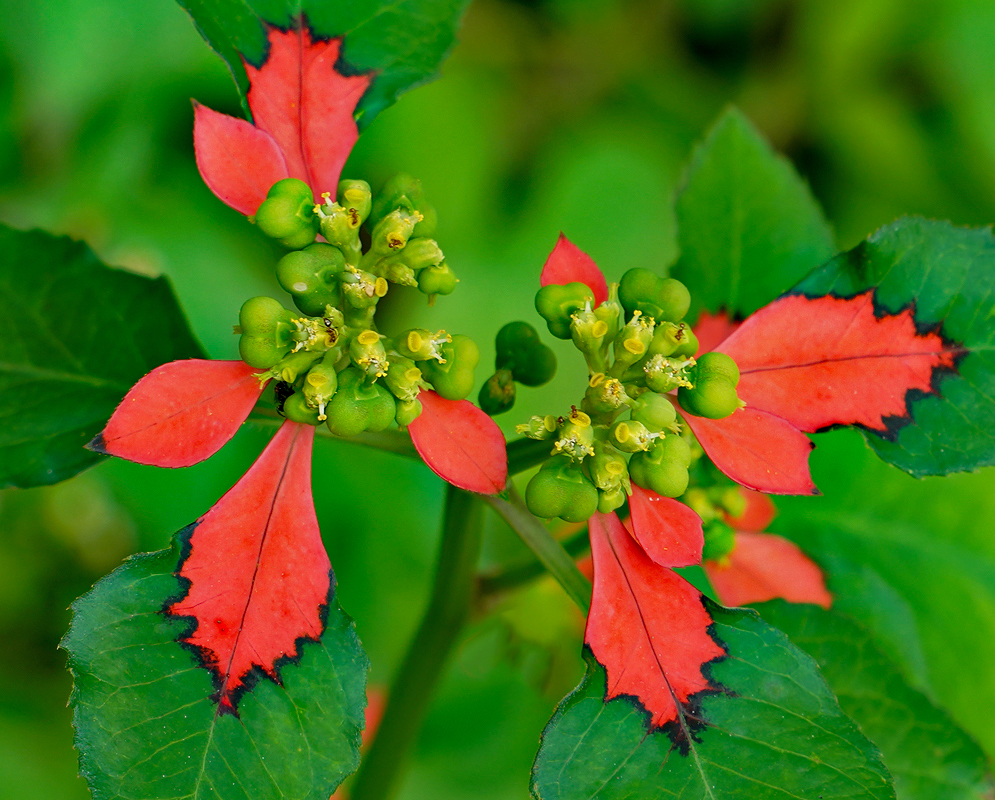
[479,525,591,598]
[484,486,591,613]
[349,485,483,800]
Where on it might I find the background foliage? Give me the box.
[2,0,995,796]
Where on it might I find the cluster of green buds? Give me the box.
[519,268,744,522]
[239,175,477,434]
[478,321,557,415]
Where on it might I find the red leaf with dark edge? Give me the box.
[244,27,370,200]
[723,487,777,531]
[627,483,703,567]
[692,309,738,355]
[539,233,609,306]
[681,404,817,495]
[705,531,832,609]
[408,391,508,495]
[719,291,960,434]
[192,102,289,217]
[90,359,265,468]
[586,512,725,728]
[168,421,329,713]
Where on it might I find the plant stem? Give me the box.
[349,485,483,800]
[484,486,591,613]
[506,437,553,475]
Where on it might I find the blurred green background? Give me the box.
[3,0,995,796]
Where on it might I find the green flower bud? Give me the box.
[647,321,683,358]
[598,486,628,514]
[395,398,423,429]
[618,268,691,323]
[417,262,458,297]
[494,321,556,386]
[276,243,347,316]
[350,329,390,381]
[479,369,516,416]
[678,376,742,419]
[340,268,389,319]
[594,284,624,342]
[631,392,678,432]
[583,373,630,415]
[694,351,741,384]
[628,436,691,498]
[586,443,630,493]
[420,334,479,401]
[570,302,610,370]
[282,391,322,425]
[702,520,736,562]
[525,459,599,523]
[609,419,658,453]
[370,173,437,238]
[325,367,396,437]
[515,415,559,440]
[259,349,324,384]
[395,329,451,362]
[384,357,428,403]
[254,179,317,249]
[302,357,339,421]
[611,311,655,374]
[238,296,297,368]
[338,179,372,227]
[552,408,596,461]
[644,354,695,393]
[535,282,595,340]
[368,208,421,257]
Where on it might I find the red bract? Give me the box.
[408,390,508,495]
[540,234,608,306]
[705,488,832,609]
[687,293,959,494]
[194,25,371,215]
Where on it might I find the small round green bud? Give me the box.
[417,262,458,296]
[628,437,690,498]
[618,268,691,323]
[695,351,740,384]
[515,415,559,440]
[395,398,423,429]
[276,243,347,316]
[535,282,595,340]
[678,376,742,419]
[325,368,397,437]
[525,460,599,523]
[254,179,317,248]
[609,419,657,453]
[479,369,516,416]
[631,392,678,432]
[302,358,339,421]
[611,311,655,374]
[350,329,389,381]
[420,334,479,401]
[338,180,373,226]
[384,357,427,403]
[583,374,630,414]
[282,392,322,426]
[586,444,630,493]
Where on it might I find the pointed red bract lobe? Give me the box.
[245,27,370,200]
[586,512,724,728]
[719,292,958,433]
[627,484,703,567]
[705,531,832,609]
[540,233,609,306]
[723,488,777,532]
[681,405,817,495]
[408,392,508,494]
[169,422,329,713]
[93,360,265,468]
[193,102,289,216]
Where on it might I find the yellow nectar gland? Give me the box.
[592,320,609,338]
[623,338,646,356]
[374,277,389,297]
[404,367,423,383]
[358,330,381,346]
[606,460,625,476]
[407,330,424,353]
[307,372,328,388]
[569,409,592,427]
[614,422,631,444]
[589,372,605,388]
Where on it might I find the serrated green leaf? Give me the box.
[175,0,470,128]
[673,106,835,319]
[758,601,994,800]
[532,602,895,800]
[62,528,368,800]
[0,224,203,489]
[795,217,995,476]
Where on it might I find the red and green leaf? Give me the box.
[627,483,704,567]
[705,531,832,609]
[0,224,203,488]
[789,217,995,477]
[408,390,508,494]
[539,233,609,305]
[89,359,265,468]
[63,420,368,799]
[176,0,469,131]
[533,514,894,799]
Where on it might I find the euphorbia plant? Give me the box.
[2,3,995,800]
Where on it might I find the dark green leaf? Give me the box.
[532,602,895,800]
[175,0,470,128]
[0,224,202,488]
[758,601,994,800]
[673,106,835,319]
[62,530,368,800]
[796,217,995,476]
